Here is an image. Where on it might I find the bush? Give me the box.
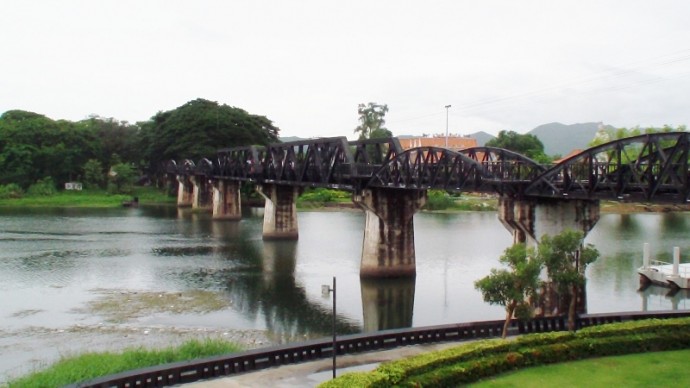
[0,183,24,199]
[298,188,350,204]
[320,317,690,387]
[27,177,57,196]
[423,190,455,210]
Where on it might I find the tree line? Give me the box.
[0,98,280,195]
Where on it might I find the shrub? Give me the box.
[423,190,455,210]
[320,317,690,388]
[27,177,57,196]
[0,183,24,199]
[298,188,350,203]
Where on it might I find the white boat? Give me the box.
[638,244,690,289]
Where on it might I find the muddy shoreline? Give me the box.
[0,290,273,385]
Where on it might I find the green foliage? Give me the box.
[0,183,23,199]
[7,338,243,388]
[138,98,280,174]
[26,177,57,196]
[354,102,390,140]
[83,159,105,189]
[538,229,599,330]
[588,124,687,148]
[320,318,690,388]
[475,243,542,337]
[423,190,456,210]
[109,163,136,193]
[486,130,550,163]
[297,188,350,204]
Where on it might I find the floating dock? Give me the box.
[638,243,690,289]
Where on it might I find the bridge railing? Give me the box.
[65,310,690,388]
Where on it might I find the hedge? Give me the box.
[319,317,690,387]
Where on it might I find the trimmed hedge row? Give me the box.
[319,318,690,387]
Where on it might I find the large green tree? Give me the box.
[0,110,100,188]
[75,116,142,172]
[138,99,280,175]
[475,243,542,338]
[354,102,392,140]
[486,130,549,163]
[538,229,599,331]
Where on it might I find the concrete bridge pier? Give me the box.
[353,188,427,278]
[211,179,242,220]
[497,196,600,247]
[176,175,194,207]
[190,176,212,210]
[256,184,301,240]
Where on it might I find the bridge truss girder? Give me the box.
[525,132,690,203]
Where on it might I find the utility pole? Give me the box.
[445,105,451,148]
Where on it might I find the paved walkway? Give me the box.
[180,342,461,387]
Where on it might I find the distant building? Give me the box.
[398,135,477,151]
[552,149,583,164]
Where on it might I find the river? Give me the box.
[1,206,689,381]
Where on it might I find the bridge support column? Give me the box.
[353,188,427,278]
[498,196,600,247]
[190,176,213,210]
[211,180,242,220]
[256,184,301,240]
[176,175,194,207]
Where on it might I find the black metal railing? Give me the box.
[66,310,690,388]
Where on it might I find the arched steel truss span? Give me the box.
[170,136,404,191]
[366,146,545,196]
[525,132,690,203]
[168,132,690,203]
[367,147,495,193]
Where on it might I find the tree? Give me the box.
[109,162,136,193]
[475,243,542,338]
[486,130,550,163]
[354,102,391,140]
[538,229,599,331]
[138,99,280,178]
[76,116,142,173]
[0,110,99,188]
[83,159,105,189]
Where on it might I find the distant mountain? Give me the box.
[279,136,305,143]
[527,122,613,157]
[468,131,496,146]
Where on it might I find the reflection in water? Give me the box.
[360,277,415,332]
[221,239,360,343]
[639,285,690,311]
[661,212,688,234]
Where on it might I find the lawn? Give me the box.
[471,348,690,388]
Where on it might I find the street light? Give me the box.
[321,277,337,378]
[445,105,451,148]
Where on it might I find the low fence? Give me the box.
[66,310,690,388]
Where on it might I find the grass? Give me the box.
[0,187,175,207]
[6,338,243,388]
[471,348,690,388]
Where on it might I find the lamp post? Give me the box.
[322,277,337,378]
[445,105,451,148]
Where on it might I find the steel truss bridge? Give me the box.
[168,132,690,204]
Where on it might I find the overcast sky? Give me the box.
[2,1,689,139]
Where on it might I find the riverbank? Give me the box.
[0,187,175,208]
[1,189,687,214]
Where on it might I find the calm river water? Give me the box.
[1,206,690,376]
